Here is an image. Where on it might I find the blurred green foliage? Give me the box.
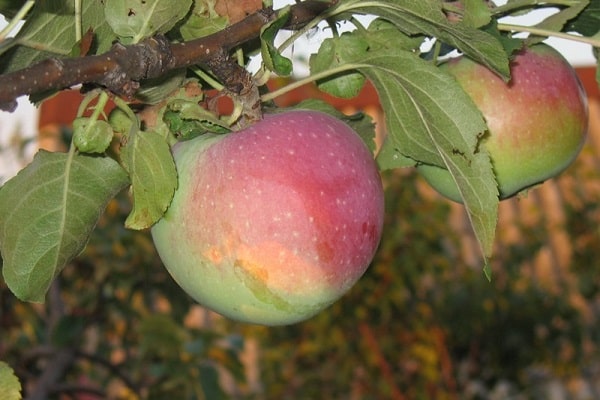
[1,164,599,399]
[1,193,247,399]
[242,170,587,399]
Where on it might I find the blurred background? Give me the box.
[2,2,600,399]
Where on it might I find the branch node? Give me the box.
[99,35,176,99]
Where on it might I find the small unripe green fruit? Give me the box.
[151,110,384,325]
[418,44,588,202]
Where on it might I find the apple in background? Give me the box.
[151,110,384,325]
[418,44,588,202]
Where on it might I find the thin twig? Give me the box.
[0,1,334,112]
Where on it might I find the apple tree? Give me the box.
[0,0,598,397]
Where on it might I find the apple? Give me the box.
[418,44,588,202]
[151,110,384,325]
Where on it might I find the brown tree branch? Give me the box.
[0,1,334,112]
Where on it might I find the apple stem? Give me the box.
[497,23,600,48]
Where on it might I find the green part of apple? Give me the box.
[151,110,385,326]
[418,44,588,202]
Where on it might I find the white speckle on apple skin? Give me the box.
[152,110,384,325]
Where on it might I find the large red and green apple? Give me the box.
[151,110,384,325]
[418,43,588,202]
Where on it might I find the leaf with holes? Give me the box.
[0,151,129,302]
[104,0,193,43]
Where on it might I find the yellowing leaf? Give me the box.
[0,362,21,400]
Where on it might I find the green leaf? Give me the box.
[0,0,28,19]
[179,0,229,40]
[364,18,425,52]
[0,150,129,302]
[163,99,231,140]
[462,0,492,28]
[104,0,192,44]
[121,129,177,230]
[310,19,425,99]
[0,362,21,400]
[135,69,187,105]
[566,0,600,36]
[361,53,498,260]
[480,21,524,57]
[336,0,510,79]
[108,107,136,134]
[529,0,590,44]
[0,0,116,73]
[260,6,293,76]
[73,118,114,154]
[309,33,368,98]
[313,28,499,264]
[180,14,228,40]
